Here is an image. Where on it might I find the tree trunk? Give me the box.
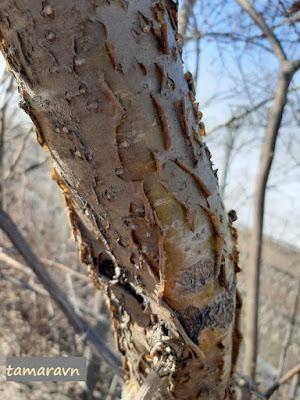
[0,1,241,398]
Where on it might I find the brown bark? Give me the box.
[0,1,240,398]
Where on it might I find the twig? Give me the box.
[277,279,300,378]
[0,251,91,282]
[0,205,123,378]
[0,272,48,296]
[288,372,299,400]
[134,369,169,400]
[264,364,300,399]
[235,0,287,62]
[206,85,300,135]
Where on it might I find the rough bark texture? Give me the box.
[0,1,241,398]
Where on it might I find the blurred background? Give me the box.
[0,1,299,399]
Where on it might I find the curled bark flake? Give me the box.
[185,71,195,96]
[199,204,220,235]
[175,97,198,163]
[160,183,194,232]
[155,62,166,91]
[218,255,229,291]
[138,11,151,33]
[100,78,125,117]
[64,195,79,239]
[19,99,48,150]
[16,30,32,66]
[175,32,183,55]
[98,20,108,40]
[188,91,195,104]
[214,234,225,277]
[232,289,243,373]
[153,2,166,23]
[175,97,189,139]
[192,127,203,147]
[169,312,205,360]
[150,94,172,151]
[153,209,164,234]
[133,181,156,225]
[150,150,162,176]
[105,40,123,72]
[166,0,178,32]
[157,228,166,300]
[174,159,212,197]
[160,22,169,55]
[137,61,147,75]
[192,102,200,124]
[199,121,206,137]
[118,0,129,12]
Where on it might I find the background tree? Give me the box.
[178,0,300,390]
[0,1,240,399]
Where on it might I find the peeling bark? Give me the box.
[0,1,240,398]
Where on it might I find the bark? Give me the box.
[0,1,241,398]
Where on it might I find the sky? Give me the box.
[179,0,300,249]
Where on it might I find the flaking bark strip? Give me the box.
[192,127,203,147]
[140,181,156,225]
[199,121,206,137]
[153,209,164,234]
[155,63,166,92]
[100,78,125,169]
[200,204,221,235]
[157,227,166,300]
[218,256,229,291]
[175,97,198,164]
[214,234,225,277]
[19,99,47,150]
[150,93,172,151]
[166,0,178,31]
[185,72,195,96]
[193,103,200,124]
[51,164,79,240]
[231,289,243,373]
[100,78,125,117]
[160,22,169,55]
[105,40,123,72]
[174,159,212,197]
[175,97,189,139]
[168,308,206,360]
[160,182,194,232]
[137,61,147,75]
[150,150,161,176]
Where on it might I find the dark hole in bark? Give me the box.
[98,258,115,279]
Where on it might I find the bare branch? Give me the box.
[207,85,300,135]
[134,369,169,400]
[0,205,123,378]
[235,0,287,62]
[264,364,300,399]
